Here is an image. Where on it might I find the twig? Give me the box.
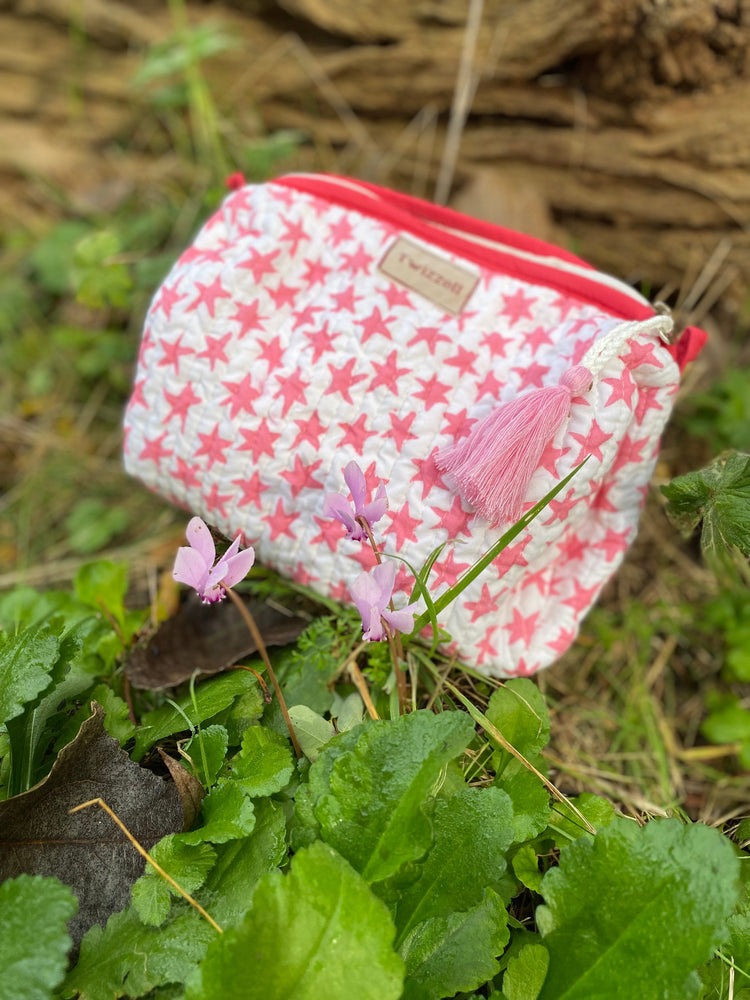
[225,588,302,758]
[69,797,222,934]
[348,656,380,721]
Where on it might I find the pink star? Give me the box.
[158,335,193,373]
[562,580,601,613]
[203,483,232,520]
[290,305,323,331]
[464,583,498,623]
[139,432,173,464]
[442,409,473,440]
[475,371,504,399]
[570,420,610,463]
[414,375,451,409]
[237,419,280,462]
[341,243,373,274]
[382,283,412,309]
[436,496,472,537]
[558,532,587,562]
[325,357,368,405]
[267,499,298,540]
[525,325,554,350]
[411,451,448,499]
[310,515,347,552]
[546,625,577,655]
[331,286,359,312]
[238,247,280,282]
[152,282,184,319]
[231,299,268,338]
[306,324,337,363]
[128,378,147,409]
[538,442,566,477]
[172,456,201,491]
[385,504,421,550]
[281,455,323,497]
[621,341,665,370]
[280,219,306,254]
[551,294,577,321]
[634,387,663,424]
[189,275,232,317]
[445,346,478,377]
[164,384,201,428]
[360,306,392,343]
[195,426,232,466]
[232,471,265,509]
[506,608,540,645]
[595,527,631,561]
[274,370,310,417]
[501,288,535,325]
[493,536,531,575]
[389,411,418,448]
[481,331,510,356]
[370,350,410,393]
[328,215,354,246]
[432,548,471,588]
[475,629,500,666]
[610,434,649,474]
[591,482,618,513]
[408,325,450,349]
[197,332,232,370]
[338,414,370,450]
[267,281,300,309]
[258,336,285,370]
[293,412,326,450]
[513,360,550,387]
[602,373,636,407]
[302,258,331,286]
[221,375,260,419]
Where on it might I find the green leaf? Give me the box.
[187,842,404,1000]
[228,724,294,795]
[702,696,750,768]
[65,499,130,554]
[71,231,133,310]
[400,889,509,1000]
[184,725,229,787]
[547,793,617,844]
[536,817,741,999]
[74,561,129,630]
[134,672,261,759]
[202,799,287,927]
[0,625,58,724]
[661,452,750,564]
[63,906,214,1000]
[131,837,217,926]
[486,679,551,765]
[286,703,336,761]
[88,684,136,745]
[512,842,544,893]
[269,618,345,718]
[181,781,256,845]
[394,786,514,946]
[502,942,550,1000]
[297,710,475,884]
[0,875,77,1000]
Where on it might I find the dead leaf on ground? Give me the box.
[0,703,183,947]
[125,593,309,690]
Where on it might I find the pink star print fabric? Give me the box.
[124,173,691,677]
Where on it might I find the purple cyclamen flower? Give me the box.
[323,460,388,542]
[173,516,255,604]
[349,562,418,642]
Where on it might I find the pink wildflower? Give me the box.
[173,516,255,604]
[349,562,418,642]
[323,460,387,542]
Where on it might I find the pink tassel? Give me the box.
[436,365,592,526]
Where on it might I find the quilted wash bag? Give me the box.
[123,173,705,677]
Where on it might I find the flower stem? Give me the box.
[225,588,302,758]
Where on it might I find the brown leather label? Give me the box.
[378,236,479,314]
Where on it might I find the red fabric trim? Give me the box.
[273,174,705,372]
